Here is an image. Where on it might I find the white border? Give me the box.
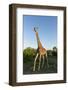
[16,8,64,82]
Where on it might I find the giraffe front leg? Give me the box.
[42,55,45,68]
[33,53,39,71]
[38,55,41,71]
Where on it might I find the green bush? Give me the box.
[23,47,36,62]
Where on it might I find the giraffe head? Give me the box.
[33,27,39,37]
[33,27,36,32]
[33,27,38,33]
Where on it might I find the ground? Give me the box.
[23,55,57,75]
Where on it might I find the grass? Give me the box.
[23,55,57,75]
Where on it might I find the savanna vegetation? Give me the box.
[23,47,57,75]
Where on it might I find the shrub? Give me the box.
[23,47,36,62]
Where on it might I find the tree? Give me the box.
[23,47,36,62]
[47,50,52,56]
[53,47,57,52]
[52,47,57,56]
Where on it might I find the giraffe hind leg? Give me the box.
[38,55,41,71]
[46,53,49,68]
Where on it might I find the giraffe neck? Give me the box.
[36,32,43,48]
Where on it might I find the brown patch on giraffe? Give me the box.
[39,48,47,55]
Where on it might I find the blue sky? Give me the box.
[23,15,57,50]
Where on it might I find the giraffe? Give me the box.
[33,27,49,71]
